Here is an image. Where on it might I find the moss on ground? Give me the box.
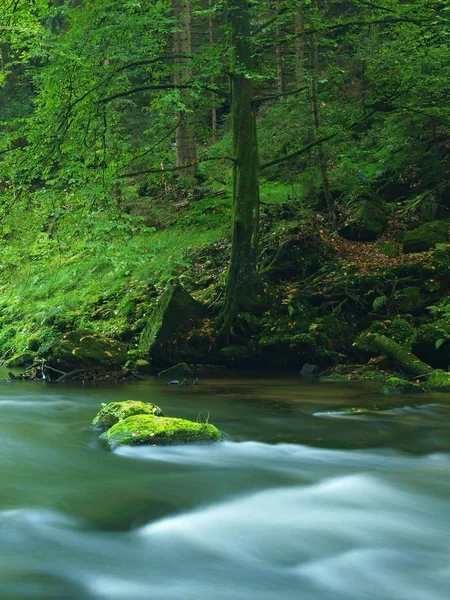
[424,369,450,392]
[378,377,424,395]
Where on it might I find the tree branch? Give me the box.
[260,134,337,170]
[120,155,235,178]
[253,85,308,103]
[100,83,228,104]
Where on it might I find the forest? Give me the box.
[0,0,449,387]
[2,3,450,600]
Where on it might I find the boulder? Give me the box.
[100,414,223,449]
[402,220,448,254]
[378,377,424,395]
[158,362,194,379]
[91,400,164,431]
[139,283,205,356]
[379,242,399,258]
[424,369,450,392]
[300,363,320,376]
[394,287,424,313]
[340,200,387,241]
[41,329,127,370]
[3,352,37,368]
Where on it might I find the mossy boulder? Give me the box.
[379,242,400,258]
[157,362,194,379]
[3,352,37,368]
[340,200,387,241]
[100,414,223,448]
[91,400,164,431]
[394,287,424,313]
[41,329,128,370]
[139,283,205,357]
[378,377,424,395]
[403,220,448,254]
[424,369,450,392]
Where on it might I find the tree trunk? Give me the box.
[219,0,260,333]
[310,27,335,225]
[295,5,305,83]
[274,0,285,94]
[209,0,218,134]
[173,0,197,170]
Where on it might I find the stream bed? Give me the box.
[1,373,450,599]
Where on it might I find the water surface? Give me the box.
[1,373,449,599]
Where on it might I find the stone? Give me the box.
[3,352,37,368]
[139,282,205,356]
[91,400,164,431]
[41,329,127,370]
[100,414,223,448]
[394,287,424,313]
[402,220,448,254]
[379,242,400,258]
[340,200,387,241]
[424,369,450,392]
[300,363,320,376]
[378,377,424,395]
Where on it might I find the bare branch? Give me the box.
[120,155,235,178]
[253,85,308,103]
[260,134,337,171]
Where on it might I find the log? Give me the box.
[371,334,432,377]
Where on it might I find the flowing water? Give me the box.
[1,371,450,599]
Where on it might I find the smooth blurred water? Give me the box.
[1,372,450,599]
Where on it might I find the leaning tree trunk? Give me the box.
[219,0,260,333]
[173,0,197,170]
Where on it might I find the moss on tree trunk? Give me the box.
[372,334,432,377]
[220,0,260,334]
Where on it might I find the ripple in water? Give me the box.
[0,442,449,599]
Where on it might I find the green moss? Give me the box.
[91,400,164,431]
[359,369,386,381]
[139,283,205,355]
[378,377,424,395]
[379,242,400,258]
[403,220,448,254]
[100,414,223,448]
[42,329,127,369]
[340,200,387,241]
[3,352,37,368]
[424,369,450,392]
[394,287,423,313]
[319,373,351,383]
[370,334,432,377]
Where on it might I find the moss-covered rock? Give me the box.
[340,200,387,241]
[379,242,400,258]
[100,414,223,448]
[403,220,448,254]
[91,400,164,431]
[41,329,127,370]
[139,282,205,357]
[157,362,194,379]
[424,369,450,392]
[3,352,37,368]
[394,287,424,313]
[319,373,352,383]
[378,377,424,395]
